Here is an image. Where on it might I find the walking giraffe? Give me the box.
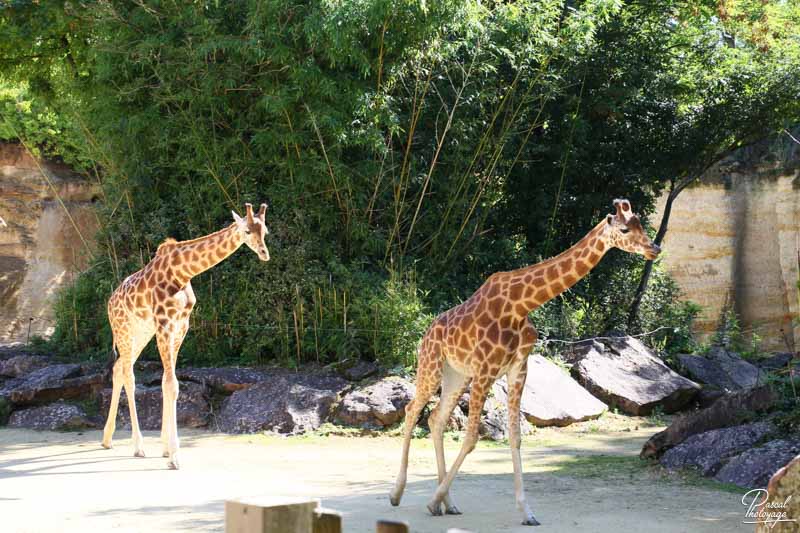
[389,199,661,525]
[102,203,270,469]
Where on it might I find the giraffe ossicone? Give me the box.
[102,202,270,469]
[389,198,660,526]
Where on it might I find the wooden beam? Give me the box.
[225,497,319,533]
[313,507,342,533]
[375,519,409,533]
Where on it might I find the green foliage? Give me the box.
[532,259,699,354]
[0,81,85,165]
[1,0,799,367]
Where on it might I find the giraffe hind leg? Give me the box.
[389,340,443,507]
[101,356,124,449]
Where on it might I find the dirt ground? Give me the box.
[0,414,751,533]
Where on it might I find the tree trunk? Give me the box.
[626,183,676,327]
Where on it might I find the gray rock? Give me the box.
[695,387,726,409]
[676,346,761,391]
[335,377,414,429]
[8,401,93,431]
[98,381,209,430]
[340,360,381,382]
[4,363,106,405]
[661,421,775,476]
[641,385,777,459]
[217,373,347,434]
[478,379,533,441]
[521,355,607,427]
[715,438,800,489]
[177,367,274,393]
[0,354,49,377]
[565,336,699,415]
[756,352,796,371]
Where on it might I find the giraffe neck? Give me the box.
[168,223,244,286]
[512,220,609,314]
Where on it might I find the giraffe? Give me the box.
[389,199,661,525]
[101,202,270,469]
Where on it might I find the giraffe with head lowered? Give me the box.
[102,203,270,469]
[390,199,660,525]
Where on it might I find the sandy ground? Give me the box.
[0,415,750,533]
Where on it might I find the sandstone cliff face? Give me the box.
[0,143,99,343]
[654,137,800,351]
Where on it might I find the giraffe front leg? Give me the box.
[122,364,145,457]
[507,360,539,526]
[427,377,490,516]
[156,323,183,470]
[429,361,470,515]
[160,376,170,458]
[164,370,180,470]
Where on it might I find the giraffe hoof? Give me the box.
[134,450,145,458]
[522,516,541,526]
[167,460,180,470]
[426,501,444,516]
[101,442,112,450]
[163,451,170,458]
[445,504,462,515]
[389,493,400,507]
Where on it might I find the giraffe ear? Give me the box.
[606,214,614,225]
[232,210,246,226]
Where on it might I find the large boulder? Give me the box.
[640,385,777,459]
[564,336,699,415]
[521,355,607,427]
[660,422,776,476]
[676,346,761,391]
[0,354,49,377]
[755,352,796,371]
[3,363,106,406]
[338,360,381,382]
[715,438,800,489]
[8,401,93,431]
[755,454,800,533]
[98,381,209,430]
[177,367,274,393]
[217,373,348,434]
[335,377,414,429]
[478,379,533,441]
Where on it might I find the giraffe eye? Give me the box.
[620,228,630,234]
[245,230,251,235]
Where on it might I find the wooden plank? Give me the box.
[375,519,409,533]
[225,497,319,533]
[313,507,342,533]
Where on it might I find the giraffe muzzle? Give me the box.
[645,244,661,260]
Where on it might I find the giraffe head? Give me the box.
[603,199,661,260]
[232,202,270,262]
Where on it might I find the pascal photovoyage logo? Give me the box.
[742,489,796,529]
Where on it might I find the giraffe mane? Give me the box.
[156,238,178,254]
[155,224,237,255]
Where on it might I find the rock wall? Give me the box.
[0,143,99,344]
[654,137,800,351]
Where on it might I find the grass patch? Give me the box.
[669,468,745,494]
[549,454,648,478]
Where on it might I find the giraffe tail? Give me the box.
[104,341,119,380]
